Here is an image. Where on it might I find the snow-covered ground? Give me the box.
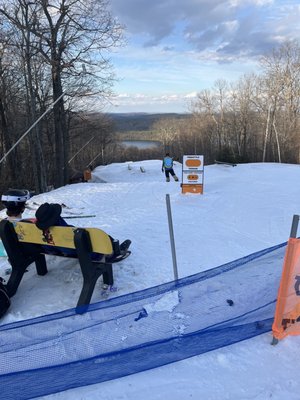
[1,160,300,400]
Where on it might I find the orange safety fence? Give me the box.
[272,237,300,340]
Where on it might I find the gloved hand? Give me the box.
[161,168,164,172]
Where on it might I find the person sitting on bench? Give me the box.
[1,189,30,221]
[1,191,131,262]
[1,189,45,263]
[34,202,131,262]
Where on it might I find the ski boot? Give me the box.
[112,239,131,255]
[120,239,131,252]
[107,239,131,263]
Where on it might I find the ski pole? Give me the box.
[62,215,96,219]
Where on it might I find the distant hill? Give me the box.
[108,113,190,132]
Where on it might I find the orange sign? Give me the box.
[181,184,203,194]
[185,159,201,168]
[187,174,199,180]
[272,237,300,341]
[182,155,204,194]
[83,169,92,181]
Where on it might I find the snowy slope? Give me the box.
[1,160,300,400]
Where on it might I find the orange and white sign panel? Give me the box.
[182,155,204,185]
[183,155,204,171]
[181,184,203,194]
[182,170,203,184]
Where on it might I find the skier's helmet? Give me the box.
[1,189,30,209]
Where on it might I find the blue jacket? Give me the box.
[162,156,173,170]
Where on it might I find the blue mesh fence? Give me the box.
[0,241,286,399]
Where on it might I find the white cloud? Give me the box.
[107,0,300,113]
[108,92,195,113]
[230,0,273,5]
[111,0,300,59]
[184,92,198,99]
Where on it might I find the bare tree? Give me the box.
[18,0,48,192]
[0,29,26,186]
[68,112,116,169]
[0,0,123,187]
[260,41,300,162]
[227,74,260,161]
[152,117,180,155]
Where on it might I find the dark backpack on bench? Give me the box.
[0,277,10,318]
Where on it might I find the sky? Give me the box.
[1,160,300,399]
[105,0,300,113]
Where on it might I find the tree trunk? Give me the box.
[52,71,68,187]
[262,104,271,162]
[24,49,48,193]
[272,119,281,163]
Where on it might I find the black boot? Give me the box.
[120,240,131,252]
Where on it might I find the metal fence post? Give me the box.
[290,215,300,238]
[166,194,178,280]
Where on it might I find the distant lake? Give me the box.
[121,140,162,149]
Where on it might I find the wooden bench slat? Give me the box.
[13,222,113,255]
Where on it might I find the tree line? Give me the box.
[0,0,123,195]
[151,41,300,165]
[106,40,300,168]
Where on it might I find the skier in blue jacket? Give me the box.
[162,153,179,182]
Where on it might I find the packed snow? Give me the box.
[1,160,300,400]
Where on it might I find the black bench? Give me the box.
[0,220,115,312]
